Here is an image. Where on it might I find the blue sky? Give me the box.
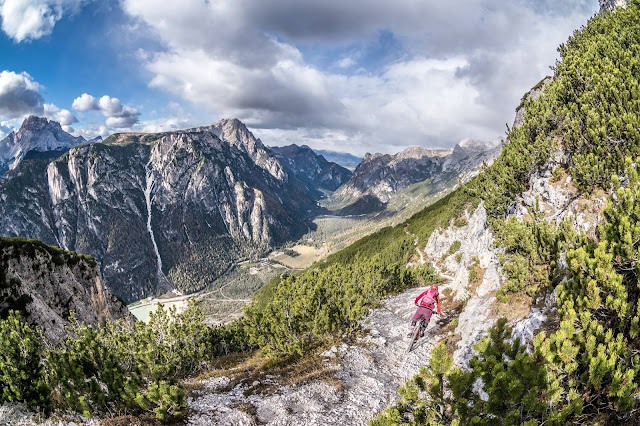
[0,0,599,155]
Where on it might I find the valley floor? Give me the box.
[186,284,457,425]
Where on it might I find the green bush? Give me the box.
[0,300,226,421]
[453,216,468,227]
[469,0,640,217]
[0,312,50,410]
[136,381,186,421]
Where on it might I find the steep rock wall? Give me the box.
[0,238,131,343]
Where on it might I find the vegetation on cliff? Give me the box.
[375,2,640,423]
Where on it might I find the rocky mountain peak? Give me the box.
[395,145,452,162]
[334,139,501,206]
[450,138,501,158]
[362,152,388,163]
[0,116,85,173]
[211,118,253,144]
[456,138,491,151]
[21,115,61,132]
[199,118,287,181]
[600,0,628,12]
[0,122,317,303]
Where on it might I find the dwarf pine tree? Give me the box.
[0,311,49,410]
[537,157,640,420]
[372,321,551,425]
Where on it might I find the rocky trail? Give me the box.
[187,284,461,425]
[187,204,512,425]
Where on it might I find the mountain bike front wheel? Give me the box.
[406,323,420,354]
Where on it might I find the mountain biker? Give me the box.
[408,283,441,338]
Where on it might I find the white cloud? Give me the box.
[43,102,77,126]
[0,0,85,42]
[71,93,98,111]
[98,95,124,116]
[135,116,194,133]
[0,70,43,118]
[122,0,598,154]
[71,124,108,139]
[336,57,356,69]
[104,110,138,128]
[72,93,140,128]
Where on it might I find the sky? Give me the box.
[0,0,599,155]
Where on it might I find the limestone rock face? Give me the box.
[508,150,607,240]
[512,77,552,129]
[0,239,131,343]
[204,118,287,182]
[423,204,504,365]
[600,0,628,12]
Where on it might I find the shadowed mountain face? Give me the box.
[269,144,352,192]
[0,238,131,343]
[332,140,501,211]
[0,120,317,303]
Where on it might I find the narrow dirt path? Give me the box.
[404,227,426,265]
[187,285,458,425]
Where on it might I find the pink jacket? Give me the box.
[414,285,441,314]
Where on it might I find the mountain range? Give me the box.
[332,139,501,214]
[0,118,321,302]
[269,144,352,193]
[0,116,499,303]
[314,149,362,171]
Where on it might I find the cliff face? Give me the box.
[0,124,316,303]
[269,144,352,192]
[0,238,131,343]
[202,118,287,181]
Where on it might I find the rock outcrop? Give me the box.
[0,238,131,343]
[600,0,628,12]
[512,77,552,129]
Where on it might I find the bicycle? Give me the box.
[406,316,428,353]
